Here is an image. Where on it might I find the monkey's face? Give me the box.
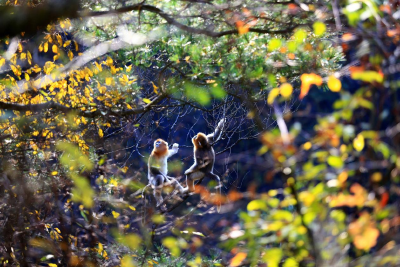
[154,139,168,153]
[193,133,207,148]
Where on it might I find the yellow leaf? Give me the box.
[280,83,293,98]
[303,142,312,150]
[313,21,326,36]
[10,65,21,76]
[143,98,151,104]
[106,57,113,66]
[63,40,71,47]
[56,34,62,46]
[112,211,120,218]
[267,88,280,105]
[74,41,79,51]
[51,171,58,175]
[299,192,315,207]
[98,242,103,253]
[121,255,135,267]
[32,65,41,73]
[126,65,132,72]
[39,43,43,52]
[98,128,104,138]
[338,171,348,184]
[20,53,26,60]
[327,75,341,92]
[122,166,128,173]
[68,50,73,60]
[300,73,323,99]
[128,205,136,211]
[353,134,365,152]
[48,264,58,267]
[99,86,106,94]
[27,51,32,65]
[230,252,247,267]
[105,77,113,86]
[351,70,384,83]
[151,82,159,94]
[25,73,30,81]
[0,57,4,67]
[52,45,58,54]
[371,172,382,182]
[44,42,48,53]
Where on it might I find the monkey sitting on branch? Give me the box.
[148,139,186,210]
[183,119,225,212]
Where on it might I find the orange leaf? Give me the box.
[299,73,322,99]
[353,227,379,250]
[349,66,365,74]
[236,21,249,35]
[229,252,247,267]
[380,191,389,208]
[387,28,400,37]
[379,4,391,14]
[342,33,356,42]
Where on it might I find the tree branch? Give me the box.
[83,4,300,37]
[0,94,167,118]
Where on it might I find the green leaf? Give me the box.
[313,21,326,36]
[268,38,282,51]
[56,141,94,171]
[114,231,142,251]
[283,257,299,267]
[271,210,293,222]
[247,199,267,211]
[185,83,210,105]
[294,29,307,43]
[262,248,283,267]
[210,83,226,99]
[162,237,181,257]
[142,98,151,104]
[351,71,383,83]
[70,173,94,207]
[327,156,344,169]
[287,41,297,52]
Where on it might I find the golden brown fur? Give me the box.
[184,119,226,212]
[152,138,168,157]
[148,138,185,209]
[192,133,209,149]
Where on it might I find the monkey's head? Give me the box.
[153,138,168,156]
[192,133,209,149]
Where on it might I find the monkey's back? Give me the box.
[194,146,215,172]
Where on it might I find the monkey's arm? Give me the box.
[207,118,225,144]
[184,158,210,174]
[184,162,203,175]
[168,143,179,157]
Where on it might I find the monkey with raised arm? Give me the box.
[184,119,225,211]
[148,139,186,209]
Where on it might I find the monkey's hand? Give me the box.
[168,143,179,156]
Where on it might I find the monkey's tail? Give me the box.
[217,179,222,213]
